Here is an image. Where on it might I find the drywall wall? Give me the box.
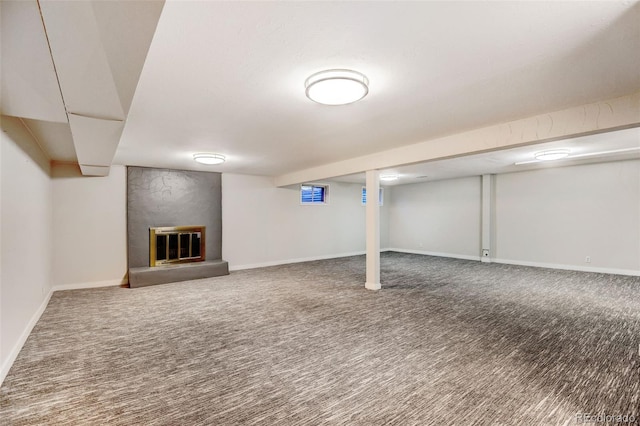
[50,169,387,287]
[222,174,389,269]
[495,160,640,273]
[1,116,52,382]
[51,164,127,288]
[387,161,639,274]
[388,177,482,259]
[127,167,223,268]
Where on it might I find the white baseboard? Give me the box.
[492,258,640,277]
[229,251,368,271]
[386,248,481,262]
[0,288,53,386]
[230,249,480,271]
[387,249,639,276]
[52,278,128,291]
[1,278,128,386]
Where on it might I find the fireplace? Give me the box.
[128,167,228,288]
[149,226,205,267]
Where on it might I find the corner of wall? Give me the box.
[1,115,54,386]
[0,289,53,386]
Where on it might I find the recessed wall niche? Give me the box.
[127,167,228,287]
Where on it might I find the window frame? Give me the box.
[361,186,384,206]
[300,183,330,205]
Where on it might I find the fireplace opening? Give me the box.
[150,226,205,267]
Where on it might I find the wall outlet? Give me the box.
[585,256,591,263]
[419,242,423,248]
[482,249,490,257]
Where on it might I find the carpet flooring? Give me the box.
[1,252,639,425]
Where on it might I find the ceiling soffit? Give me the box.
[0,1,67,123]
[1,1,165,175]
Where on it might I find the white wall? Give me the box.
[388,176,482,259]
[1,116,53,382]
[51,164,127,289]
[222,174,389,269]
[48,170,388,284]
[495,160,640,274]
[387,160,640,275]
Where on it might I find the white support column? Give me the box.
[365,170,381,290]
[481,174,495,263]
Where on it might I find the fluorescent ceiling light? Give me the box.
[534,149,570,161]
[305,69,369,105]
[515,147,640,165]
[380,174,399,181]
[193,153,225,165]
[566,146,640,159]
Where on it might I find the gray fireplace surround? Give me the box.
[127,166,229,287]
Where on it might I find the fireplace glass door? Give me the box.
[150,226,205,266]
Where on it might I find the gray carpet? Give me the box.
[1,252,639,425]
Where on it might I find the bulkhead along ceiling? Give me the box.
[2,1,639,181]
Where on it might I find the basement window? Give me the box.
[362,187,383,206]
[301,184,329,205]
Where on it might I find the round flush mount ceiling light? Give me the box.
[534,149,570,161]
[380,174,399,181]
[193,153,225,165]
[305,69,369,105]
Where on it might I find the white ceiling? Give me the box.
[20,118,76,162]
[2,1,639,182]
